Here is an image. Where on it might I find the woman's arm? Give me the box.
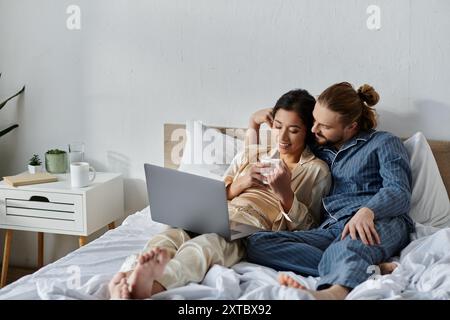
[226,179,245,200]
[224,108,274,200]
[265,159,294,212]
[272,168,331,231]
[223,152,244,200]
[225,164,266,200]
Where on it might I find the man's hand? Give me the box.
[246,108,274,149]
[266,159,294,212]
[249,108,274,129]
[341,207,381,245]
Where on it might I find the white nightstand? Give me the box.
[0,172,124,287]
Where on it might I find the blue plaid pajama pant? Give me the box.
[244,215,410,289]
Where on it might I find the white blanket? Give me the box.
[347,224,450,299]
[0,207,448,300]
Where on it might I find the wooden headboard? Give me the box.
[164,123,450,199]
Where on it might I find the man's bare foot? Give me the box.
[127,248,170,299]
[278,273,307,290]
[108,272,131,299]
[278,273,349,300]
[379,262,398,275]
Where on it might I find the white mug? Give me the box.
[70,162,96,188]
[260,158,281,184]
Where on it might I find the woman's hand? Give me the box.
[227,164,266,199]
[341,207,381,246]
[249,108,274,129]
[266,159,294,212]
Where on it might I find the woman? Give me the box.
[108,89,331,299]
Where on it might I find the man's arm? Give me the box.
[365,135,412,220]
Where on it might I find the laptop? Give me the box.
[144,163,264,241]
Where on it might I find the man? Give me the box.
[245,82,414,299]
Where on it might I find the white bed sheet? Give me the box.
[0,206,449,300]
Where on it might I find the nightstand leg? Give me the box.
[37,232,44,268]
[108,222,115,230]
[78,236,87,247]
[1,230,13,288]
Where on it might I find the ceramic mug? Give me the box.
[260,158,281,184]
[70,162,96,188]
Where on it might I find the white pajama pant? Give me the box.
[119,204,265,290]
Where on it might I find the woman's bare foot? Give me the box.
[278,273,349,300]
[379,262,398,275]
[127,248,170,299]
[108,272,131,299]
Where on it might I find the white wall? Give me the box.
[1,0,449,267]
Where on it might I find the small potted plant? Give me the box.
[45,149,68,173]
[28,154,42,174]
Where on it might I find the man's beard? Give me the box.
[315,133,344,148]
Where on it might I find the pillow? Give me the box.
[178,120,244,180]
[404,132,450,228]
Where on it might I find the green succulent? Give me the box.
[46,149,67,154]
[28,154,42,166]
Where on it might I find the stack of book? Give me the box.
[2,172,58,187]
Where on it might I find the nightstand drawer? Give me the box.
[0,190,84,232]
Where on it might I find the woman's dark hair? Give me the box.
[272,89,316,144]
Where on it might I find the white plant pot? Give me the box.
[28,165,42,174]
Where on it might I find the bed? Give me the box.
[0,123,449,300]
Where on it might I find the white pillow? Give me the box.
[404,132,450,228]
[178,120,244,180]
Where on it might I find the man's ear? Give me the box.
[346,121,358,134]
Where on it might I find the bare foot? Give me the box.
[108,272,131,299]
[379,262,398,275]
[304,285,349,300]
[278,273,348,300]
[127,248,170,299]
[278,273,306,290]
